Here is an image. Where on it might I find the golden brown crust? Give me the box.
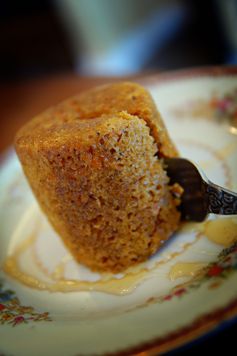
[15,82,180,272]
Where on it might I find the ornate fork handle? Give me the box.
[164,157,237,221]
[205,181,237,215]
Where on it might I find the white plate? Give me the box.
[1,68,237,355]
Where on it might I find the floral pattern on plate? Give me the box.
[0,279,51,326]
[158,242,237,303]
[170,88,237,127]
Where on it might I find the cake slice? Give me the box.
[15,82,180,272]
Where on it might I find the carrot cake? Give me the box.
[15,82,181,272]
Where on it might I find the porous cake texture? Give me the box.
[15,82,180,272]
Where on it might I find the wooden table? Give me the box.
[0,73,116,153]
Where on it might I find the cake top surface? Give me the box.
[15,81,177,157]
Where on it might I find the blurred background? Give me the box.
[1,0,237,81]
[0,0,237,152]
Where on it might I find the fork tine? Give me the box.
[164,158,208,222]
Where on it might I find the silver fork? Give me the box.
[164,158,237,222]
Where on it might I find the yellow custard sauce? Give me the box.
[169,262,206,281]
[3,234,151,295]
[3,217,237,295]
[168,218,237,281]
[203,218,237,247]
[3,232,197,295]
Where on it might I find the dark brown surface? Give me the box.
[2,66,237,154]
[0,73,116,153]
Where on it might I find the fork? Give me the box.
[164,158,237,222]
